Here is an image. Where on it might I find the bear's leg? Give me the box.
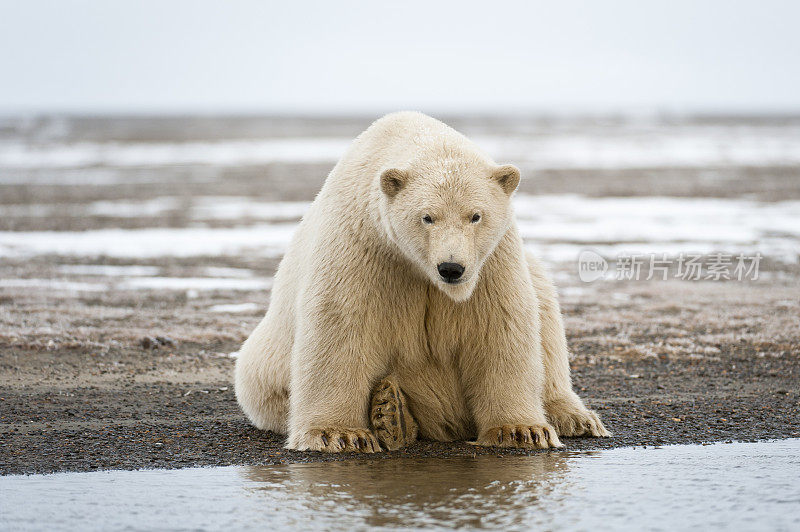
[460,270,562,449]
[465,336,563,449]
[234,315,291,434]
[286,322,386,453]
[525,251,610,437]
[369,376,418,450]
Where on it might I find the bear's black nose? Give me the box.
[437,262,465,283]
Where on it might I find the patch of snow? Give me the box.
[56,264,161,276]
[515,195,800,264]
[477,129,800,169]
[86,197,181,217]
[4,126,800,171]
[0,138,351,169]
[122,277,272,291]
[0,224,297,259]
[191,198,310,221]
[0,197,311,222]
[0,276,272,292]
[201,267,255,278]
[0,279,107,291]
[1,195,798,265]
[208,302,262,313]
[0,167,212,186]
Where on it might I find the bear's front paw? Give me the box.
[476,424,563,449]
[547,404,611,438]
[293,428,381,453]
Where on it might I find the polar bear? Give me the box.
[234,111,609,452]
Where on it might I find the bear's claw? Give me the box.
[370,377,418,451]
[476,424,563,449]
[298,428,381,453]
[547,404,611,438]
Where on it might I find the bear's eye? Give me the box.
[471,213,481,223]
[422,215,434,224]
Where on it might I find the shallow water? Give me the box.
[2,440,799,531]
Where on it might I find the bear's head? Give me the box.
[378,156,520,302]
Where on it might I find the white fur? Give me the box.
[234,112,608,451]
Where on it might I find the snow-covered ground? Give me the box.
[1,194,797,264]
[3,127,800,171]
[0,223,296,259]
[0,275,272,293]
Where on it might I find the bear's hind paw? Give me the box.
[370,377,418,451]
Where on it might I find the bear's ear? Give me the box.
[380,168,408,198]
[490,164,520,195]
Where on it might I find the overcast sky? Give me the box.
[1,0,799,114]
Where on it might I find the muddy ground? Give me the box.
[1,115,799,475]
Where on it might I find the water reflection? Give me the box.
[242,454,578,529]
[2,440,798,531]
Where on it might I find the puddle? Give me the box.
[2,440,799,531]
